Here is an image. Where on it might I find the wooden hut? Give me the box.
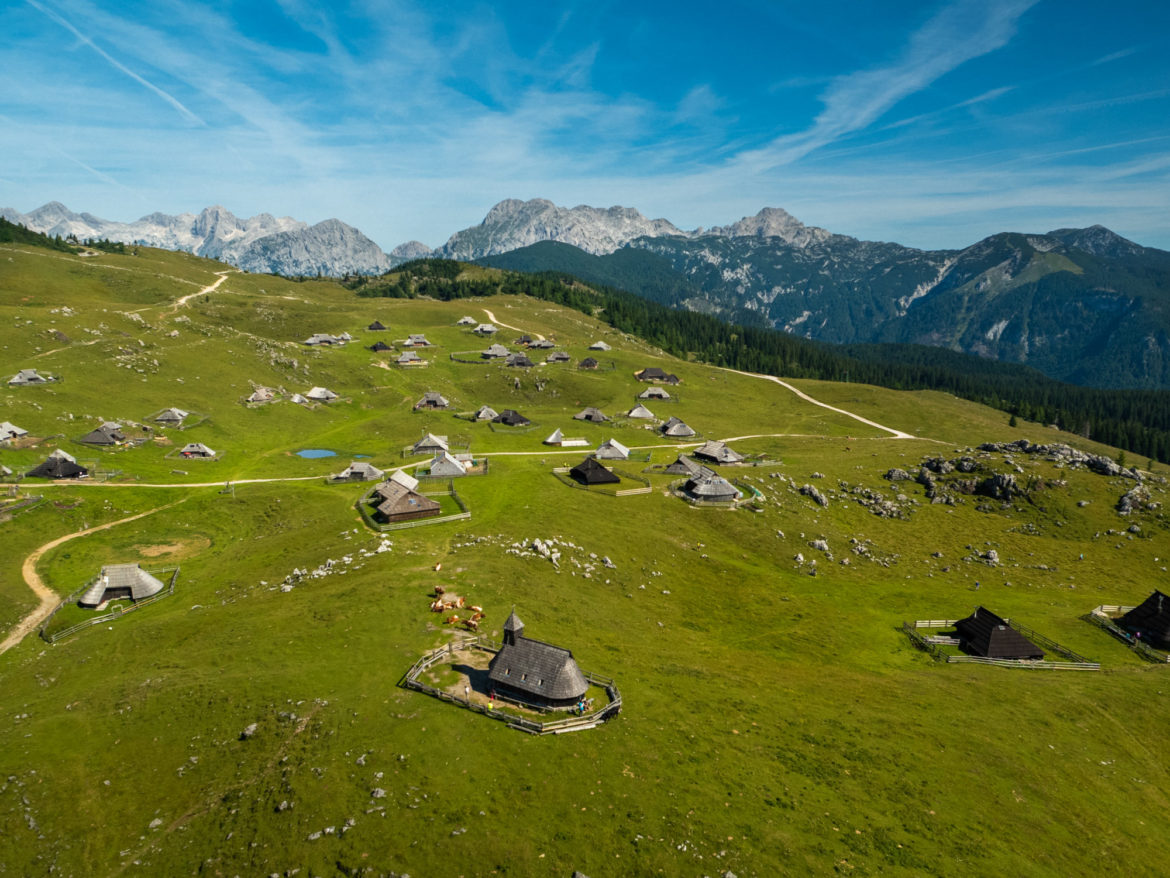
[661,416,695,438]
[412,433,449,455]
[505,353,534,368]
[578,357,599,370]
[371,479,441,523]
[154,407,189,425]
[664,454,703,476]
[367,320,387,331]
[8,368,52,386]
[595,438,630,460]
[473,405,500,422]
[627,404,655,419]
[693,439,744,464]
[78,564,166,608]
[488,611,589,708]
[369,340,393,352]
[179,442,216,459]
[415,391,449,410]
[332,461,385,482]
[26,453,88,480]
[683,469,740,503]
[1,421,29,444]
[573,407,609,423]
[954,607,1044,660]
[570,457,620,486]
[1119,591,1170,649]
[638,386,671,400]
[80,422,126,446]
[493,409,531,427]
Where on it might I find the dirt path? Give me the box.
[481,308,545,341]
[717,367,918,439]
[0,500,187,656]
[169,269,234,312]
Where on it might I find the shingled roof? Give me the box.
[80,422,126,446]
[333,461,385,482]
[693,440,744,464]
[627,404,655,419]
[1,421,29,443]
[78,564,166,608]
[683,469,740,502]
[155,407,189,423]
[955,607,1045,659]
[494,409,530,426]
[373,479,441,520]
[415,391,449,409]
[573,406,609,423]
[638,386,671,400]
[412,433,448,454]
[1119,591,1170,649]
[8,368,51,385]
[595,438,630,460]
[570,456,620,485]
[473,404,500,421]
[663,453,703,476]
[26,455,88,480]
[428,451,469,477]
[488,611,588,705]
[661,416,695,438]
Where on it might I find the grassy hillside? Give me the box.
[2,241,1170,876]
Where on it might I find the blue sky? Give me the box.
[2,0,1168,251]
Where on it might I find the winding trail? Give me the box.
[481,308,545,341]
[717,366,917,439]
[1,499,188,656]
[170,269,234,312]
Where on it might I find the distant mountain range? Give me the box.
[7,197,1170,388]
[0,202,393,277]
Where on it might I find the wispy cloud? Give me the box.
[731,0,1037,172]
[24,0,204,126]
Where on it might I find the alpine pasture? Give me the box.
[1,241,1168,876]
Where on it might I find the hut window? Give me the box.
[504,669,510,676]
[521,673,527,681]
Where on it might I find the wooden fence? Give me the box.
[401,636,622,735]
[40,566,180,644]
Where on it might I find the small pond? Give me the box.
[296,449,338,459]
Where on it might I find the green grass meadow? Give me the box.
[2,243,1169,876]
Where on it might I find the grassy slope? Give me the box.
[1,243,1169,876]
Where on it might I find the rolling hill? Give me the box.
[2,236,1170,876]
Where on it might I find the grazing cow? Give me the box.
[434,585,446,597]
[444,614,461,625]
[430,599,444,613]
[463,618,479,632]
[456,596,466,608]
[470,605,483,614]
[470,611,484,622]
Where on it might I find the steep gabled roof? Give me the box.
[505,353,534,367]
[0,421,29,441]
[9,368,51,385]
[388,469,420,492]
[664,453,703,476]
[627,404,655,419]
[368,320,387,330]
[369,340,394,352]
[473,405,500,421]
[247,387,276,402]
[155,407,189,422]
[570,456,620,485]
[578,357,599,369]
[397,350,423,364]
[588,340,611,351]
[1119,591,1170,648]
[546,351,571,363]
[428,451,469,476]
[595,438,630,460]
[27,455,88,479]
[456,315,477,325]
[482,343,510,358]
[412,433,448,453]
[306,386,338,401]
[544,427,564,445]
[488,636,588,701]
[954,607,1045,659]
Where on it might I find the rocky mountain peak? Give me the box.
[707,207,832,247]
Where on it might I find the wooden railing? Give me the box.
[901,619,1100,670]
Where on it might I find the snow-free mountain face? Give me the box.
[2,203,391,276]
